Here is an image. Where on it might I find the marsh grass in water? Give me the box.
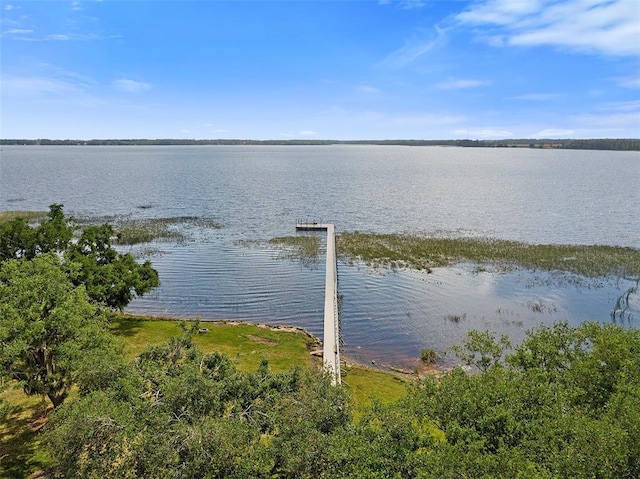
[337,233,640,279]
[0,211,48,223]
[74,215,222,245]
[269,235,321,266]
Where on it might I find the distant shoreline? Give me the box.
[2,138,639,151]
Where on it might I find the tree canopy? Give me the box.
[0,254,116,408]
[42,322,640,478]
[0,205,159,409]
[0,204,159,310]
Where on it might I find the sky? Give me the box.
[1,0,639,140]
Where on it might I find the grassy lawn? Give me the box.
[0,385,52,478]
[342,364,410,415]
[109,313,319,372]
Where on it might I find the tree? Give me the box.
[65,223,159,310]
[0,254,115,408]
[0,204,73,262]
[44,335,352,478]
[452,329,511,372]
[0,204,159,310]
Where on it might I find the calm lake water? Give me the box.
[1,145,639,369]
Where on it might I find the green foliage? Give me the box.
[409,322,640,478]
[0,204,72,261]
[11,321,640,478]
[452,330,512,372]
[44,336,351,478]
[0,204,160,310]
[65,224,159,310]
[0,254,115,408]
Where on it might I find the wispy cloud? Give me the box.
[390,113,466,126]
[457,0,640,57]
[436,78,491,90]
[533,128,576,137]
[510,93,564,101]
[380,25,446,68]
[357,84,381,94]
[454,127,513,138]
[615,76,640,89]
[572,99,640,133]
[1,64,96,99]
[596,99,640,113]
[5,28,33,34]
[378,0,426,9]
[1,75,83,97]
[113,79,152,93]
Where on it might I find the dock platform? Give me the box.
[296,221,341,385]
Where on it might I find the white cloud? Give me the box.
[6,28,34,34]
[454,128,513,138]
[357,84,381,94]
[113,79,152,93]
[4,4,15,11]
[381,25,446,68]
[390,113,466,126]
[533,128,576,137]
[572,100,640,133]
[510,93,563,100]
[615,76,640,89]
[596,99,640,112]
[398,0,426,9]
[457,0,542,25]
[1,75,82,97]
[457,0,640,57]
[436,78,491,90]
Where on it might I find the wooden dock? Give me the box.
[296,221,341,385]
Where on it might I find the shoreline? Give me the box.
[113,311,443,377]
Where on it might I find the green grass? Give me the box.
[338,232,640,278]
[0,385,53,479]
[109,313,318,372]
[342,364,410,415]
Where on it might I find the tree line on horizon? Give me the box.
[2,138,639,151]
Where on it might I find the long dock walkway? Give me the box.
[296,221,341,385]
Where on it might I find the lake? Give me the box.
[1,145,639,369]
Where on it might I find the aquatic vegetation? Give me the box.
[420,348,437,364]
[79,216,223,245]
[337,232,640,279]
[0,210,48,223]
[269,235,321,265]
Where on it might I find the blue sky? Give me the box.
[1,0,639,140]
